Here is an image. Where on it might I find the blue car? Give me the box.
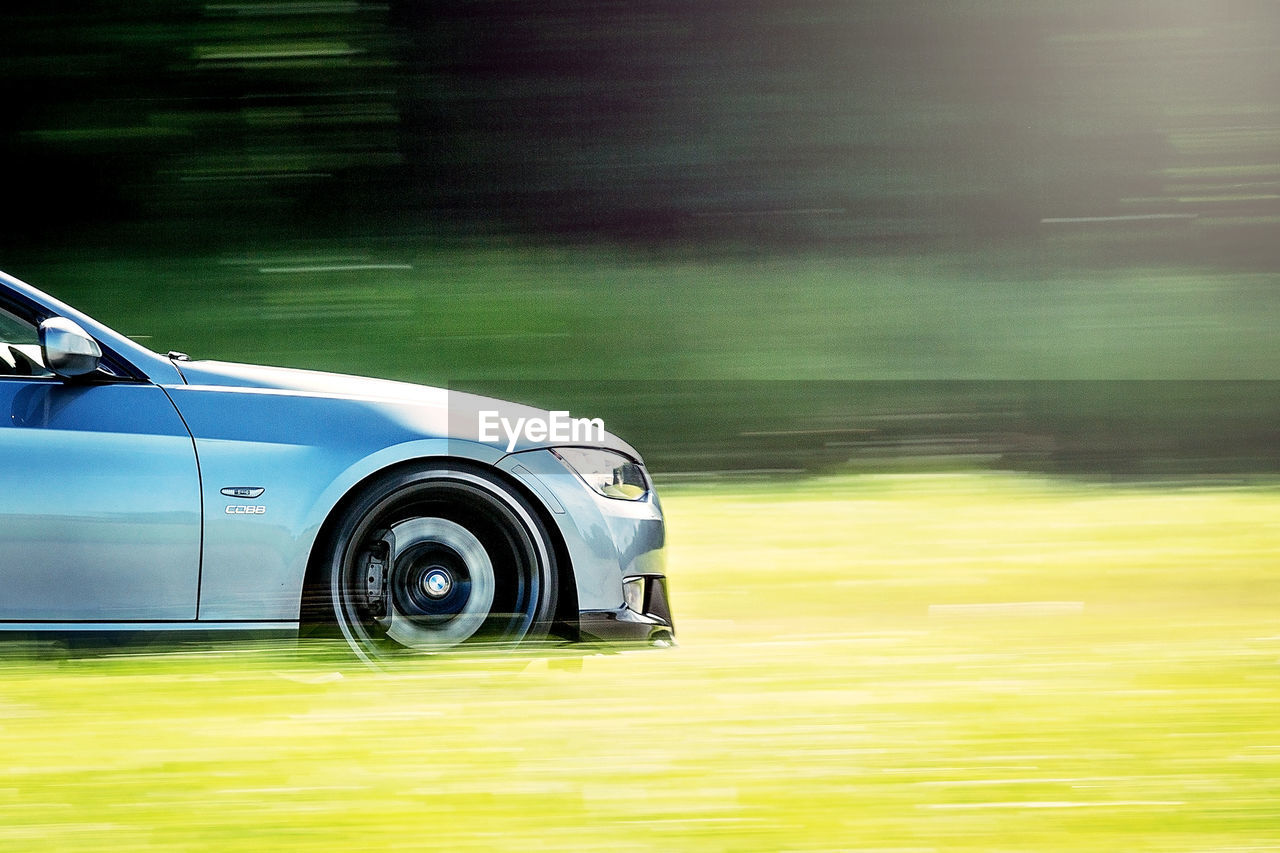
[0,270,672,660]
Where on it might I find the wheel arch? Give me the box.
[299,455,579,639]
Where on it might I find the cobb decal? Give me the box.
[225,505,266,515]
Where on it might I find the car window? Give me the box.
[0,305,54,378]
[0,306,37,345]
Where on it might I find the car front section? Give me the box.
[0,268,674,655]
[496,446,674,645]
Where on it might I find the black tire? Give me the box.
[322,464,558,663]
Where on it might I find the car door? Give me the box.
[0,303,201,621]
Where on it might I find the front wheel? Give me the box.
[323,464,558,663]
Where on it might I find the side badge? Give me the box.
[222,486,266,515]
[221,487,265,499]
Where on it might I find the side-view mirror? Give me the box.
[39,317,102,378]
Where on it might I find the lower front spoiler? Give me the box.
[578,574,674,645]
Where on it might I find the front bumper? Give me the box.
[579,573,675,643]
[496,448,673,643]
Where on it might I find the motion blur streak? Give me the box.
[2,4,1279,848]
[2,2,1279,255]
[1,474,1278,850]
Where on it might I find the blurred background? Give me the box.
[3,0,1280,473]
[5,6,1280,851]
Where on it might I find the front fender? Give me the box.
[165,384,506,620]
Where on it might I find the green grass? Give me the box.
[2,472,1278,850]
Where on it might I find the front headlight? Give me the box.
[551,447,650,501]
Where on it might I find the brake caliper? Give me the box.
[362,538,390,618]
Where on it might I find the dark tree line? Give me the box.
[2,1,1278,261]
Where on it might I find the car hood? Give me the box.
[171,359,641,459]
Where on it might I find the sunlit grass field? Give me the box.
[2,472,1278,851]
